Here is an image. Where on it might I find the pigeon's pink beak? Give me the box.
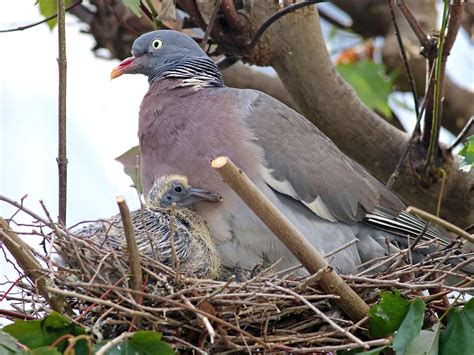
[110,56,136,79]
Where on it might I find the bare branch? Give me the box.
[57,0,68,225]
[0,1,82,33]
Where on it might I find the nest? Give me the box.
[1,198,473,353]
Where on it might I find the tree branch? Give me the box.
[0,1,82,33]
[57,0,68,225]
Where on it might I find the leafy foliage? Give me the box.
[439,298,474,355]
[2,312,86,352]
[36,0,73,30]
[369,290,411,338]
[458,135,474,172]
[94,331,174,354]
[1,314,173,354]
[337,60,396,118]
[115,145,143,194]
[392,298,425,355]
[0,331,23,353]
[122,0,142,17]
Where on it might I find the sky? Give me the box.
[0,2,473,322]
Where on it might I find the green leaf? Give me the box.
[337,60,396,118]
[458,135,474,172]
[36,0,73,30]
[2,312,85,352]
[122,0,142,17]
[115,146,143,194]
[97,331,174,355]
[0,331,22,353]
[369,291,411,337]
[392,298,426,355]
[405,324,440,355]
[29,347,62,355]
[439,298,474,355]
[130,330,174,354]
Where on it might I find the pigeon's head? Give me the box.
[110,30,207,81]
[147,175,222,208]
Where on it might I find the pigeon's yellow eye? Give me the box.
[151,39,163,50]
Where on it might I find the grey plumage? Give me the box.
[111,30,457,275]
[72,175,222,279]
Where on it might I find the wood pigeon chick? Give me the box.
[111,30,451,275]
[72,175,222,279]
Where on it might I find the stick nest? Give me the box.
[1,207,473,353]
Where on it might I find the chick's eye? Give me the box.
[152,39,163,49]
[174,186,183,193]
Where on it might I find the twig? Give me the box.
[168,202,180,279]
[325,238,359,258]
[317,7,352,32]
[116,196,143,301]
[201,0,222,50]
[211,156,369,322]
[386,64,435,188]
[0,309,37,321]
[396,0,432,54]
[436,169,446,217]
[144,0,160,29]
[95,332,133,355]
[406,206,474,243]
[409,222,430,253]
[180,294,216,344]
[0,218,69,314]
[269,283,369,350]
[388,0,419,118]
[0,1,82,33]
[447,116,474,152]
[57,0,68,225]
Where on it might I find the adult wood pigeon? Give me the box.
[111,30,450,275]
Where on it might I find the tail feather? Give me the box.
[364,211,451,246]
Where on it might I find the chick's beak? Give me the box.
[110,56,136,79]
[189,188,223,203]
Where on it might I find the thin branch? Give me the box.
[387,64,435,188]
[57,0,68,225]
[180,294,216,344]
[426,1,463,166]
[201,0,222,50]
[388,0,419,118]
[269,283,369,350]
[317,7,352,32]
[396,0,433,56]
[144,0,160,29]
[447,116,474,152]
[211,156,369,322]
[95,332,133,355]
[406,206,474,243]
[0,1,82,33]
